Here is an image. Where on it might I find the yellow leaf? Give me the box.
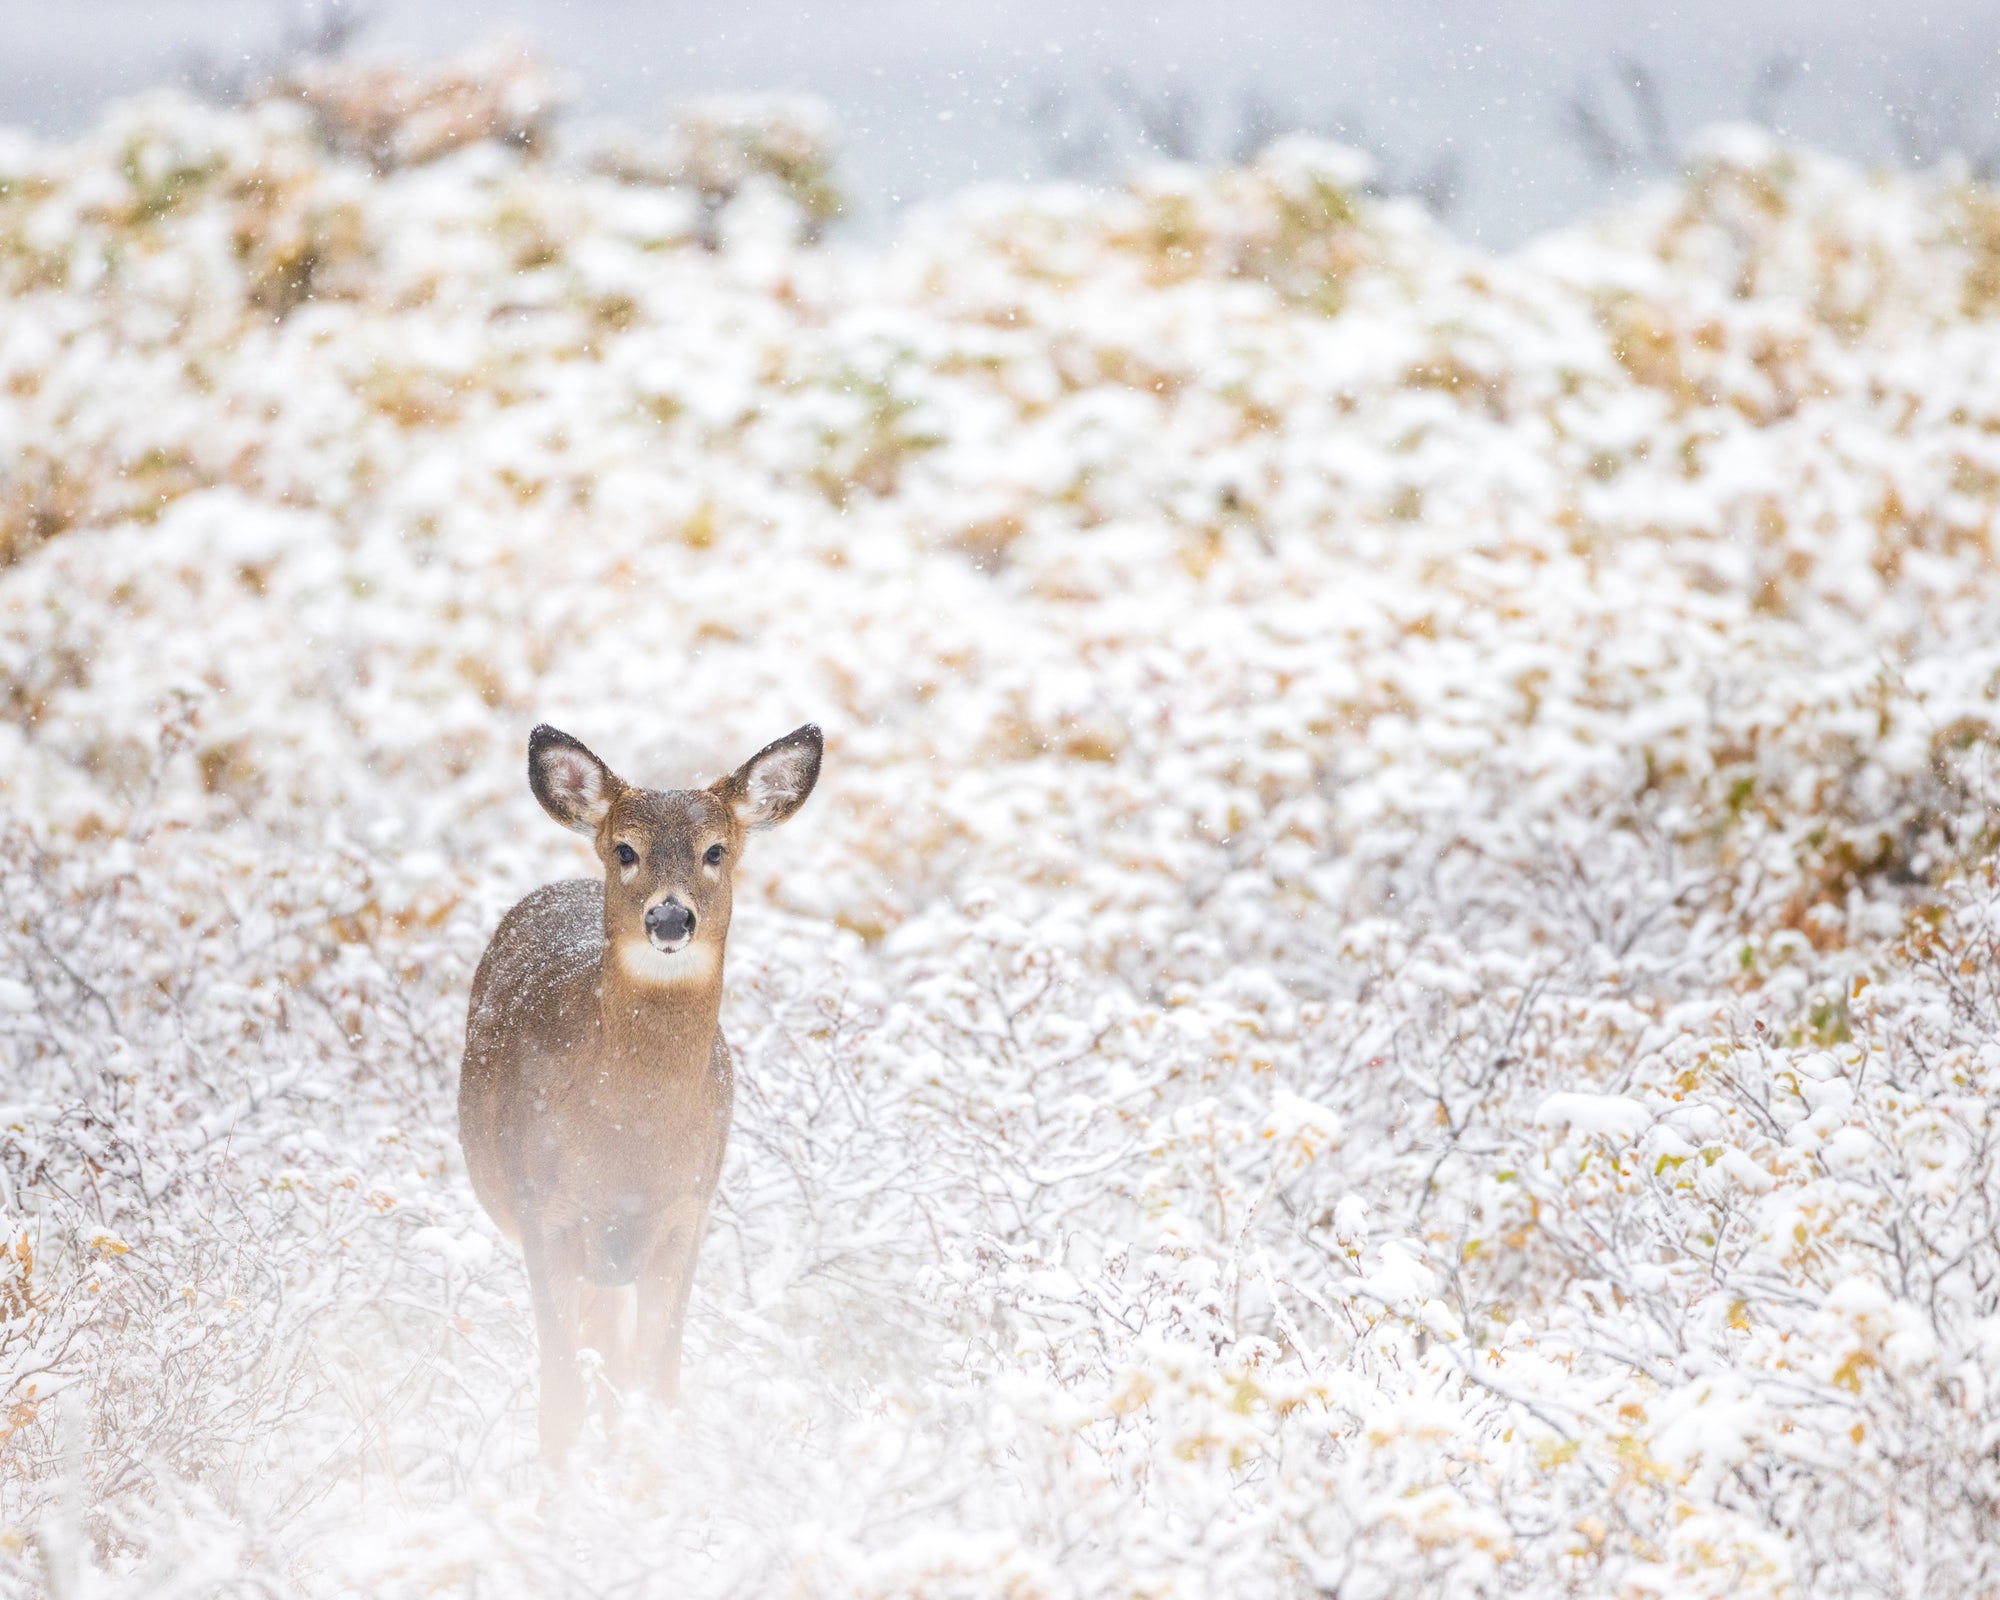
[1832,1349,1876,1394]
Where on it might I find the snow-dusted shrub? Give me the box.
[573,94,845,251]
[270,41,564,172]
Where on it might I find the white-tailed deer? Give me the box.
[459,722,821,1463]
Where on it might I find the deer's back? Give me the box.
[459,880,609,1235]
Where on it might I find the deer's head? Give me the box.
[527,722,822,987]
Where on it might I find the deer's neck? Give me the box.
[596,942,724,1072]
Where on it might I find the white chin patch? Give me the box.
[617,939,717,987]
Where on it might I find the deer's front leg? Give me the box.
[579,1282,638,1397]
[637,1215,705,1408]
[522,1222,587,1466]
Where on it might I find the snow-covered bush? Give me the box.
[579,95,845,246]
[270,41,565,172]
[4,77,2000,1596]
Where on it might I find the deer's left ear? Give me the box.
[712,724,822,831]
[529,724,623,836]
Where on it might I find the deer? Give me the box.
[459,721,822,1464]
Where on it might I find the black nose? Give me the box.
[645,900,694,942]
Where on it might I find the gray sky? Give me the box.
[2,2,1997,245]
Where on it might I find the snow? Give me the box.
[4,59,2000,1598]
[1533,1092,1651,1139]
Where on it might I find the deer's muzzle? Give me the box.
[644,898,696,951]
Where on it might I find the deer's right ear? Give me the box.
[528,725,621,836]
[713,723,823,832]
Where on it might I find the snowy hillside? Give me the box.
[5,58,2000,1597]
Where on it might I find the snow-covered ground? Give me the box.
[6,59,2000,1597]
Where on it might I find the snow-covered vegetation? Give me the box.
[6,51,2000,1597]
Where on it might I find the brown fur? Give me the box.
[459,722,821,1463]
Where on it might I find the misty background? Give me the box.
[2,1,1997,249]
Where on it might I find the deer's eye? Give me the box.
[704,843,726,867]
[615,843,638,867]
